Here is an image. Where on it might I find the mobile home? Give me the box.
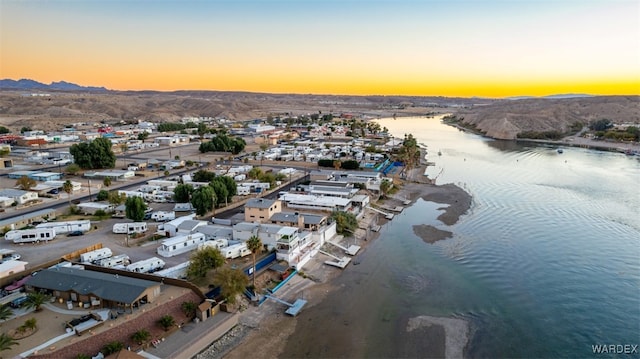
[36,220,91,234]
[95,254,130,268]
[80,248,112,263]
[112,222,148,235]
[151,211,175,222]
[126,257,165,273]
[156,233,206,258]
[222,243,251,259]
[197,238,229,251]
[5,228,56,243]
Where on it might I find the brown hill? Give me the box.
[454,96,640,139]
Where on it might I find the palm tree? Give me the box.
[0,333,18,353]
[246,235,263,289]
[24,292,50,312]
[181,301,197,318]
[102,341,124,356]
[0,305,13,322]
[63,180,73,211]
[23,318,37,331]
[131,329,150,345]
[158,315,175,331]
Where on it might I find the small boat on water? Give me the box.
[437,150,442,156]
[557,148,564,154]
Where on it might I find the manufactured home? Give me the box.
[36,220,91,234]
[126,257,165,273]
[112,222,148,235]
[95,254,130,268]
[197,238,229,251]
[80,248,112,263]
[156,233,206,258]
[151,211,175,222]
[222,243,251,259]
[5,228,56,243]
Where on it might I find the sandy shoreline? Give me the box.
[196,160,473,359]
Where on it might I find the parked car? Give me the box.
[10,296,27,308]
[67,231,84,237]
[48,189,59,194]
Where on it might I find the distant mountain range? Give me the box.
[0,78,108,92]
[506,94,594,100]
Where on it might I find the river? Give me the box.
[280,115,639,358]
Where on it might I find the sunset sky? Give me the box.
[1,0,638,97]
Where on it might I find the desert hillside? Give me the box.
[454,96,640,139]
[0,90,637,140]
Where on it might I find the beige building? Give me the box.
[244,198,282,223]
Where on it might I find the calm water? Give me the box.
[383,116,639,357]
[282,116,640,358]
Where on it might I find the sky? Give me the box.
[1,0,639,97]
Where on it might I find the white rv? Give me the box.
[198,238,229,251]
[156,233,206,258]
[126,257,165,273]
[151,211,175,222]
[173,203,194,212]
[95,254,130,268]
[5,228,56,243]
[112,222,148,234]
[223,243,251,259]
[36,220,91,234]
[80,248,112,263]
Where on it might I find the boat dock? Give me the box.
[319,250,351,269]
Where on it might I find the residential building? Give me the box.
[244,198,282,223]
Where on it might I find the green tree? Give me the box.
[173,184,194,203]
[131,329,151,345]
[181,301,197,318]
[20,126,32,133]
[0,126,10,134]
[246,235,263,289]
[137,132,149,142]
[103,176,112,188]
[186,246,225,280]
[63,180,74,211]
[69,138,116,169]
[0,332,19,353]
[380,179,392,198]
[125,196,147,221]
[213,267,249,305]
[96,189,109,201]
[15,176,36,191]
[24,292,50,312]
[102,341,124,356]
[190,186,215,216]
[22,317,37,331]
[108,191,126,205]
[0,305,13,322]
[0,148,10,158]
[248,167,263,180]
[330,211,358,235]
[192,169,216,183]
[158,315,175,331]
[65,163,81,175]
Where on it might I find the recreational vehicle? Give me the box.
[112,222,148,234]
[223,243,251,259]
[197,238,229,251]
[126,257,165,273]
[95,254,130,268]
[156,233,206,257]
[151,211,175,222]
[5,228,56,243]
[80,248,112,263]
[36,220,91,234]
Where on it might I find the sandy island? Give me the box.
[195,157,473,359]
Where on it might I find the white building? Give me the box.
[278,193,352,212]
[156,233,206,258]
[0,189,38,205]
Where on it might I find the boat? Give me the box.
[557,148,563,154]
[437,150,442,156]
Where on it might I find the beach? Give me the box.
[196,161,474,359]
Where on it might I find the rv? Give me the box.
[36,220,91,234]
[95,254,130,268]
[156,233,206,258]
[173,203,194,212]
[80,248,112,263]
[151,211,175,222]
[5,228,56,243]
[197,238,229,251]
[223,243,251,259]
[112,222,148,234]
[126,257,165,273]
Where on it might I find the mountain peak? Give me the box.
[0,78,108,92]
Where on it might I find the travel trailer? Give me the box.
[112,222,148,234]
[95,254,130,268]
[80,248,112,263]
[36,220,91,234]
[5,228,56,243]
[197,238,229,251]
[126,257,165,273]
[151,211,176,222]
[223,243,251,259]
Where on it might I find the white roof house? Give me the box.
[278,193,352,212]
[0,189,38,205]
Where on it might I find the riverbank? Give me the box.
[195,158,473,359]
